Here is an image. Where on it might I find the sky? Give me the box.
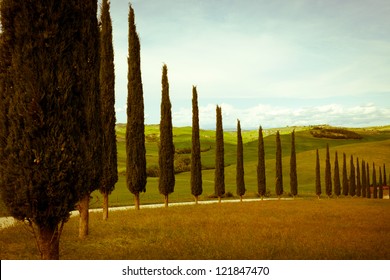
[105,0,390,129]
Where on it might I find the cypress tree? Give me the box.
[372,163,377,199]
[315,149,321,199]
[191,86,202,204]
[236,119,246,201]
[257,126,266,199]
[215,105,225,202]
[379,166,383,199]
[349,155,356,197]
[99,0,118,220]
[383,164,387,187]
[342,153,349,196]
[366,162,371,198]
[126,5,147,210]
[0,0,95,259]
[325,144,332,198]
[356,158,361,197]
[158,64,175,207]
[334,151,341,197]
[290,130,298,197]
[361,159,366,198]
[275,131,283,198]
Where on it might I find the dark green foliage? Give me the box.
[236,120,245,198]
[342,153,349,196]
[290,130,298,197]
[275,131,283,197]
[372,163,377,199]
[310,127,362,139]
[325,144,332,197]
[158,64,175,197]
[383,164,387,186]
[0,0,98,259]
[349,155,356,197]
[333,152,341,197]
[191,86,202,201]
[366,162,371,198]
[315,149,321,197]
[99,0,118,196]
[126,5,147,199]
[361,159,366,198]
[356,158,361,197]
[378,167,383,199]
[214,105,225,199]
[257,126,266,197]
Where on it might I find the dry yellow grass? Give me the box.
[1,198,389,259]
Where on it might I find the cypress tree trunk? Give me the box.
[236,120,246,200]
[126,5,147,208]
[78,194,90,239]
[290,130,298,197]
[99,0,118,220]
[342,153,349,196]
[37,224,61,260]
[215,106,225,202]
[315,149,321,199]
[361,159,367,198]
[275,131,283,198]
[325,144,332,198]
[356,158,361,197]
[349,155,356,197]
[191,86,202,203]
[372,163,377,198]
[158,64,175,206]
[257,126,266,199]
[366,162,371,198]
[334,151,341,197]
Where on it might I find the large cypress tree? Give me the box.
[215,105,225,202]
[257,126,266,199]
[236,119,245,201]
[290,130,298,197]
[0,0,95,259]
[383,164,387,187]
[191,86,202,204]
[342,153,349,196]
[99,0,118,220]
[356,158,361,197]
[159,64,175,207]
[349,155,356,197]
[379,166,383,199]
[275,131,283,198]
[366,162,371,198]
[126,5,147,210]
[325,144,332,198]
[77,0,102,239]
[361,159,367,198]
[315,149,322,199]
[334,151,341,197]
[372,163,377,199]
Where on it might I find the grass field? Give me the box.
[1,198,389,260]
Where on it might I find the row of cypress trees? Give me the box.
[315,146,388,199]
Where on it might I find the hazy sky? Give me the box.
[106,0,390,129]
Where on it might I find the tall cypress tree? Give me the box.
[215,105,225,202]
[257,126,266,199]
[315,149,322,199]
[236,119,245,201]
[0,0,95,259]
[99,0,118,220]
[361,159,367,198]
[372,163,377,199]
[126,5,147,210]
[325,144,332,198]
[379,166,383,199]
[342,153,349,196]
[275,131,283,198]
[356,158,361,197]
[334,151,341,197]
[349,155,356,197]
[383,164,387,187]
[366,162,371,198]
[191,86,202,204]
[290,130,298,197]
[159,64,175,207]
